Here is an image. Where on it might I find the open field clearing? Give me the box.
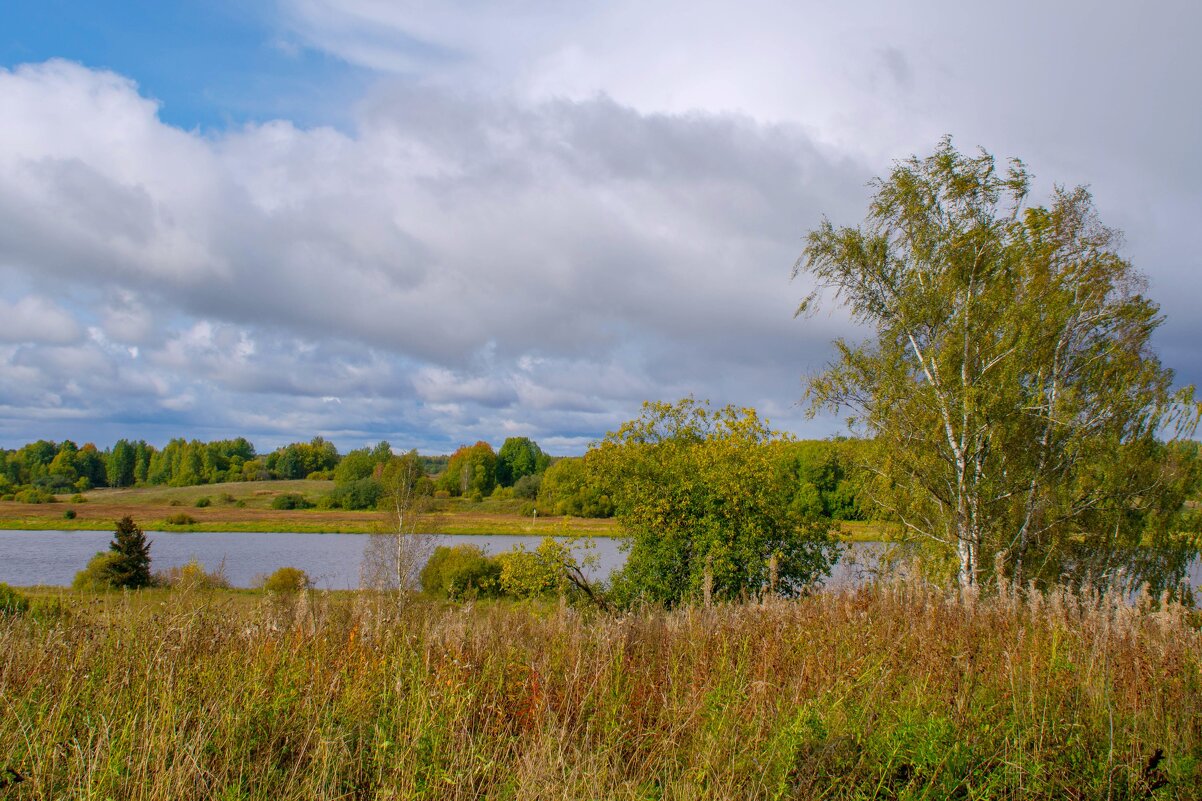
[1,584,1199,799]
[0,481,619,536]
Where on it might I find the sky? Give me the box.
[1,1,1199,455]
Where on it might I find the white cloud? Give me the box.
[0,296,82,344]
[2,1,1200,450]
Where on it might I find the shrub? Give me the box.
[195,496,211,508]
[306,470,334,481]
[168,499,183,506]
[235,499,247,508]
[63,509,77,520]
[323,478,382,510]
[157,558,230,590]
[0,583,30,615]
[72,551,123,591]
[271,493,314,510]
[165,513,197,525]
[14,488,56,504]
[513,473,542,500]
[496,538,571,599]
[260,566,312,593]
[420,545,501,599]
[70,494,87,503]
[218,492,236,504]
[433,489,451,499]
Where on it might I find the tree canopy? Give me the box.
[593,398,839,605]
[796,138,1201,591]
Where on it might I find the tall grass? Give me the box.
[1,583,1199,799]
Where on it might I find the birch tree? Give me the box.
[360,450,437,594]
[796,139,1200,591]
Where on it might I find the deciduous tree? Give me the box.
[796,139,1200,591]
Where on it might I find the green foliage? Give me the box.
[320,478,382,510]
[495,437,551,487]
[106,516,153,589]
[512,472,541,500]
[13,487,56,503]
[437,442,497,497]
[72,551,123,591]
[271,493,314,510]
[496,538,574,599]
[194,496,211,508]
[420,544,502,599]
[164,513,197,525]
[265,437,339,481]
[537,457,614,517]
[593,399,839,606]
[0,583,29,615]
[797,138,1202,591]
[63,509,76,520]
[260,566,312,593]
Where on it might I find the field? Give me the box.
[0,481,618,536]
[1,583,1199,799]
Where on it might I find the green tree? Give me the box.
[420,544,501,599]
[106,516,153,589]
[593,398,839,606]
[495,437,551,487]
[437,442,497,497]
[796,139,1201,591]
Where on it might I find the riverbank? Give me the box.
[0,479,619,536]
[2,584,1198,799]
[0,480,883,539]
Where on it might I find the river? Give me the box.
[1,530,1197,591]
[0,530,891,589]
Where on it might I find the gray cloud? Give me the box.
[2,0,1200,451]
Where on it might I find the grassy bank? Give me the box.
[1,584,1199,799]
[0,481,620,536]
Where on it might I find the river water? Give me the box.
[1,530,1197,591]
[0,530,890,589]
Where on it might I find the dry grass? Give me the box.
[1,583,1199,799]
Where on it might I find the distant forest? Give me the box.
[0,434,870,521]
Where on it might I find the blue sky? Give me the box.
[1,1,1199,455]
[2,1,367,130]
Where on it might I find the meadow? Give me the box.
[1,582,1198,800]
[0,481,619,536]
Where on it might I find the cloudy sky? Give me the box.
[1,1,1199,454]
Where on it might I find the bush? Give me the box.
[218,492,236,504]
[63,509,77,520]
[157,558,230,590]
[306,470,334,480]
[496,538,571,599]
[14,487,56,504]
[0,583,30,615]
[260,566,312,593]
[513,473,542,500]
[169,499,183,506]
[72,551,123,591]
[195,496,211,508]
[165,513,197,525]
[420,545,501,599]
[271,493,314,510]
[322,478,382,510]
[70,494,87,503]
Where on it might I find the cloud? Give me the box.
[0,296,82,344]
[2,0,1200,451]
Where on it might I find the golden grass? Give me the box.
[1,583,1199,799]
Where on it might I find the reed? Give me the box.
[1,582,1198,799]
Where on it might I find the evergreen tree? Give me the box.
[107,516,152,589]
